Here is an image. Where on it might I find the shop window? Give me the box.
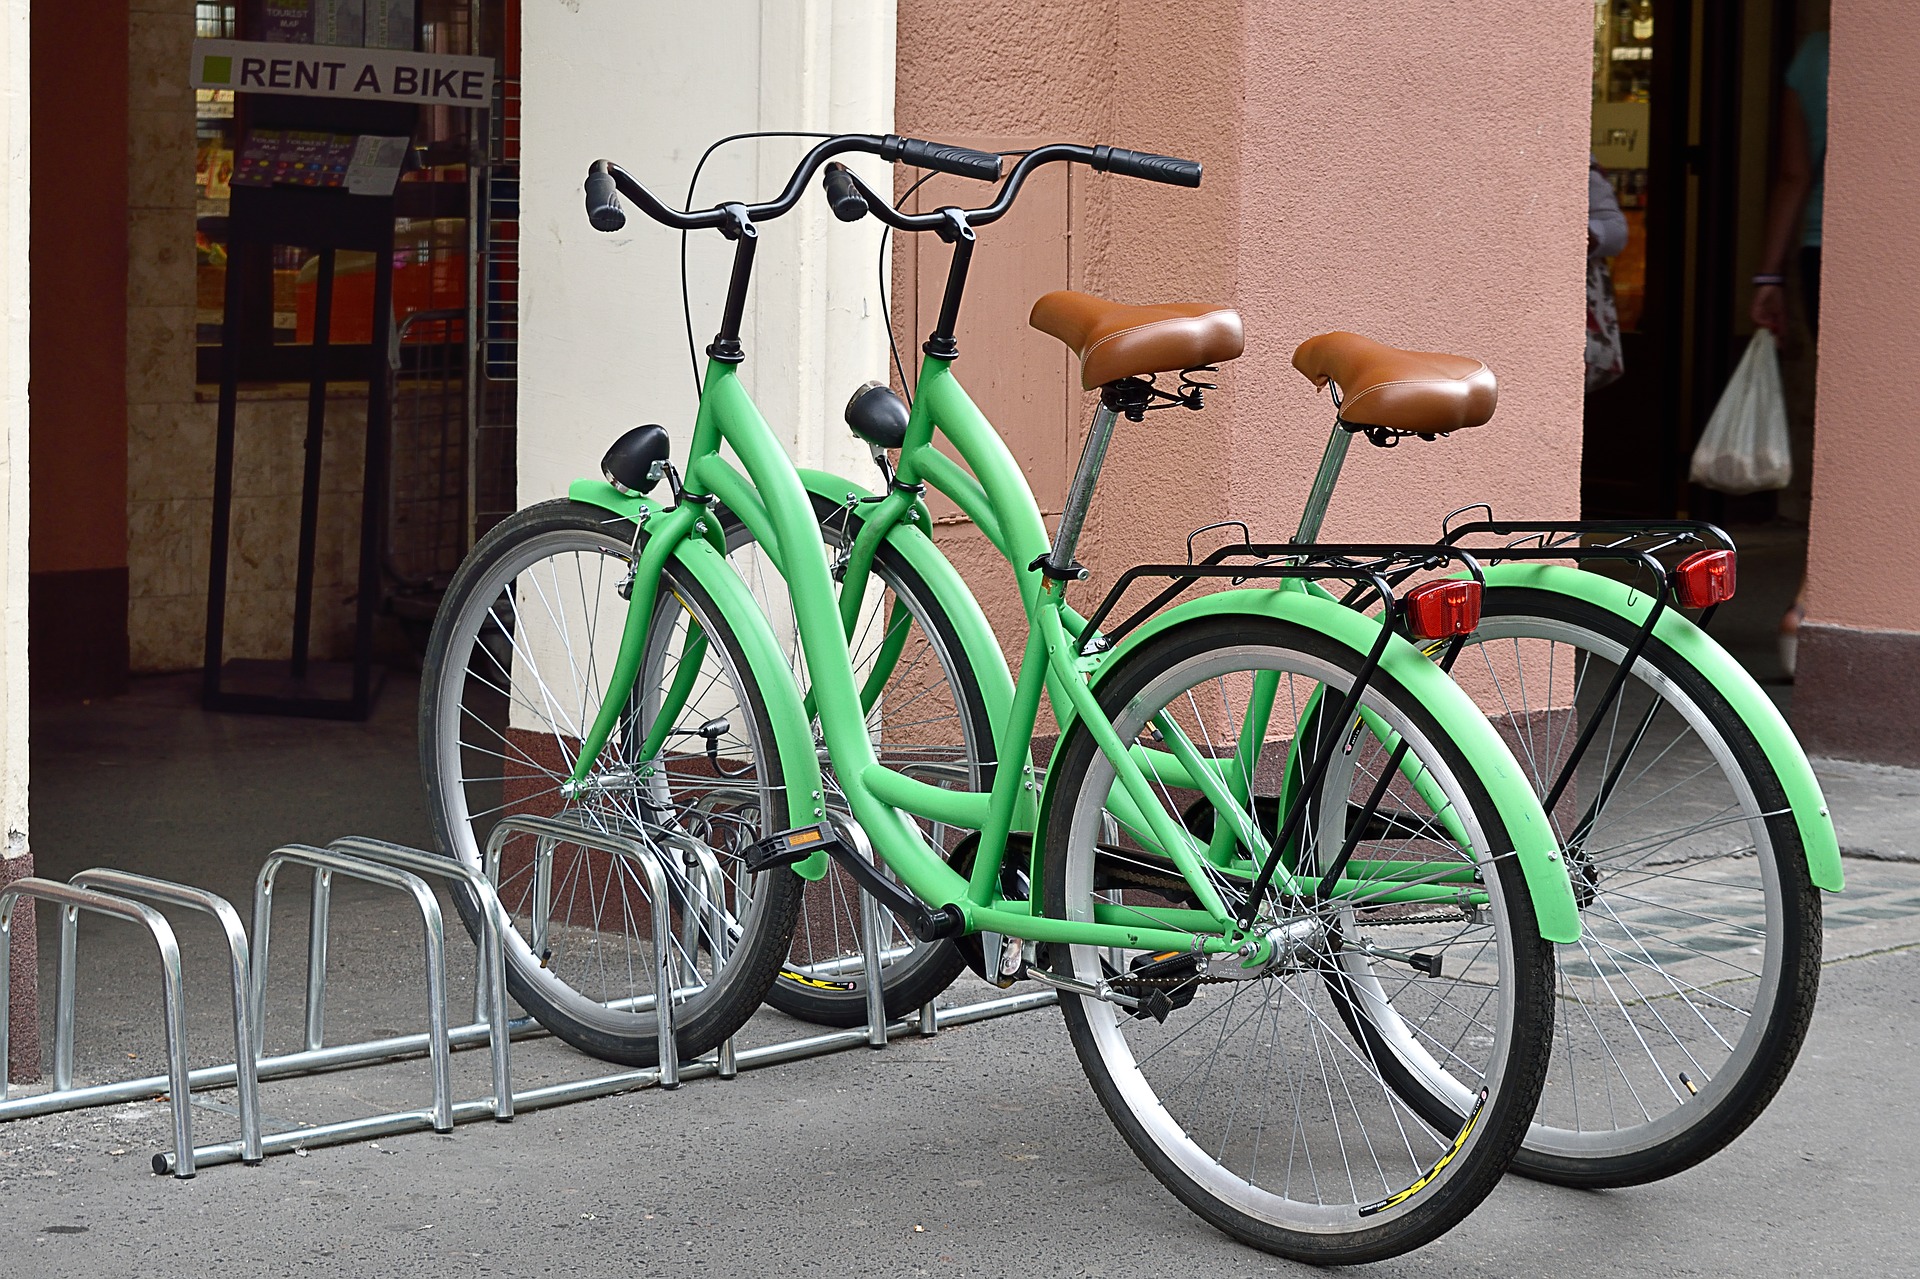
[192,0,479,385]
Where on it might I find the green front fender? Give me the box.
[1039,587,1582,944]
[1480,562,1843,892]
[567,478,831,878]
[793,468,1016,726]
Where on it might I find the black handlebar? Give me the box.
[1090,145,1203,188]
[822,142,1204,237]
[822,163,869,223]
[892,137,1003,182]
[583,134,1002,235]
[586,134,1198,239]
[584,165,626,232]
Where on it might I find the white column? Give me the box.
[517,0,895,503]
[0,0,29,865]
[744,0,896,480]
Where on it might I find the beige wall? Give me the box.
[895,2,1589,654]
[1794,0,1920,765]
[1,0,35,1082]
[517,0,891,515]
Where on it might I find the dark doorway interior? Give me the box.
[1583,1,1828,686]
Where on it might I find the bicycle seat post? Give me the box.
[1292,414,1355,545]
[1044,379,1154,582]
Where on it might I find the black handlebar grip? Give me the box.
[896,137,1004,182]
[821,163,870,223]
[1092,146,1203,188]
[584,163,627,232]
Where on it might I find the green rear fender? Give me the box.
[1480,561,1842,892]
[567,478,831,879]
[1038,587,1582,944]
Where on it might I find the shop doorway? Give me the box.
[1582,0,1823,525]
[1582,1,1828,683]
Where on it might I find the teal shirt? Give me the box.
[1786,32,1829,247]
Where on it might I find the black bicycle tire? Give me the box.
[1482,588,1823,1187]
[419,498,805,1066]
[1041,614,1555,1264]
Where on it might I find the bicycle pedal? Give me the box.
[1111,950,1204,1022]
[742,823,842,874]
[992,934,1030,986]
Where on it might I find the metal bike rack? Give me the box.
[0,878,198,1175]
[482,815,686,1086]
[63,869,263,1167]
[249,844,460,1133]
[324,835,514,1119]
[1,824,1058,1177]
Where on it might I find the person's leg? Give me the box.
[1800,246,1822,334]
[1780,245,1822,677]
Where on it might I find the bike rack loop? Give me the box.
[248,844,457,1132]
[0,878,198,1176]
[651,828,740,1078]
[324,836,513,1121]
[482,815,682,1087]
[63,869,263,1166]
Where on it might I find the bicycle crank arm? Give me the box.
[1025,964,1146,1014]
[745,818,965,942]
[825,838,966,942]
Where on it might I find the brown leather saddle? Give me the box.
[1028,291,1497,435]
[1029,290,1245,390]
[1291,331,1498,433]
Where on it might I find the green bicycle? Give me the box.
[665,154,1841,1187]
[420,133,1583,1262]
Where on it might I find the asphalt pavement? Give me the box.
[0,672,1914,1277]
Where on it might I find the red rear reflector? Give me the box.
[1672,549,1737,609]
[1404,580,1483,640]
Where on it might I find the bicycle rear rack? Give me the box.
[0,820,1055,1177]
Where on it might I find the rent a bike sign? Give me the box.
[189,38,494,107]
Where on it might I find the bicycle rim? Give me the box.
[1045,619,1551,1263]
[1460,595,1818,1178]
[420,501,797,1062]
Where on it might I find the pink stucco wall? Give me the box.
[1229,7,1590,545]
[1803,1,1920,635]
[896,2,1589,653]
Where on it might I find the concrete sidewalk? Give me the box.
[0,674,1915,1276]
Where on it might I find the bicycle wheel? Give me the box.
[1042,615,1554,1265]
[419,498,802,1065]
[1454,587,1822,1186]
[721,493,994,1025]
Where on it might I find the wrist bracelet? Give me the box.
[1752,273,1785,286]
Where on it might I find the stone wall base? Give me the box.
[1,852,38,1083]
[1794,623,1920,767]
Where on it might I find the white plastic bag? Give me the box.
[1689,330,1792,494]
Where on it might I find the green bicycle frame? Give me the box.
[568,350,1582,952]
